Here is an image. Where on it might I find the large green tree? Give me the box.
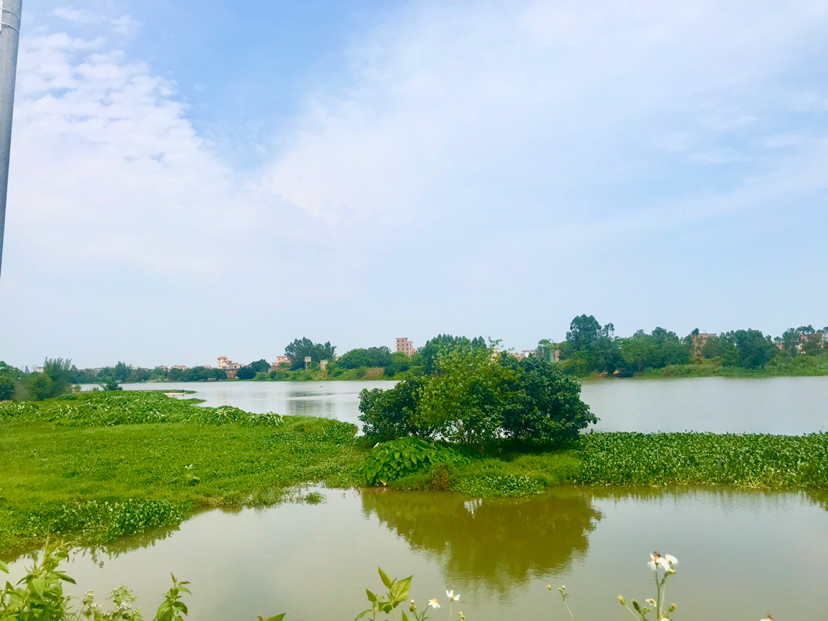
[284,338,336,370]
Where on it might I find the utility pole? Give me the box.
[0,0,22,276]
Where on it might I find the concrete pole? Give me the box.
[0,0,23,277]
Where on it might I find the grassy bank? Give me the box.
[3,391,827,557]
[637,353,828,378]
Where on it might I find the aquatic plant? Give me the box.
[362,437,471,486]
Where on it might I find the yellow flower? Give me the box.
[428,598,440,609]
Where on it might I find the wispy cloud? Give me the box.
[51,5,139,38]
[260,0,828,236]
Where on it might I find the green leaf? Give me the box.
[366,589,377,603]
[53,571,76,584]
[0,560,7,573]
[378,567,394,589]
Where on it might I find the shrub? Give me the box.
[358,348,595,448]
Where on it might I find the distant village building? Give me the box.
[171,365,187,371]
[217,356,242,379]
[396,338,415,356]
[513,350,537,361]
[217,356,242,371]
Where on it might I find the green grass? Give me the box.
[0,392,364,557]
[4,391,828,558]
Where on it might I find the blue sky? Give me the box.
[1,0,827,368]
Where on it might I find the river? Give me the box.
[111,375,828,434]
[28,377,828,618]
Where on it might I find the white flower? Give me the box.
[428,598,440,609]
[446,590,460,602]
[648,551,678,571]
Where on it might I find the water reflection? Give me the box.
[360,489,602,592]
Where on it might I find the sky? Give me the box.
[1,0,827,369]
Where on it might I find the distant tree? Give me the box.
[101,378,122,391]
[781,328,802,354]
[284,338,336,370]
[0,362,20,400]
[565,315,602,352]
[726,329,777,369]
[127,367,151,383]
[700,335,727,359]
[23,373,55,401]
[385,351,412,377]
[418,334,486,375]
[112,361,131,383]
[536,339,559,362]
[616,328,690,375]
[42,358,75,398]
[249,359,270,374]
[0,375,14,400]
[236,366,256,380]
[339,346,393,370]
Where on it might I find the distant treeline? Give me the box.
[1,318,826,401]
[545,314,828,377]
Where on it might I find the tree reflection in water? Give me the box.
[360,489,602,593]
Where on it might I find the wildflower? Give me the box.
[446,590,460,602]
[617,595,626,606]
[547,584,552,590]
[761,617,773,621]
[648,551,678,572]
[410,599,417,612]
[428,598,440,609]
[647,598,656,606]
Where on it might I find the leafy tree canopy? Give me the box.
[284,338,336,370]
[249,359,270,374]
[359,345,595,447]
[338,346,392,370]
[417,334,487,375]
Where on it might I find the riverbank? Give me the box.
[2,391,827,558]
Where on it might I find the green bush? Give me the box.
[358,348,595,447]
